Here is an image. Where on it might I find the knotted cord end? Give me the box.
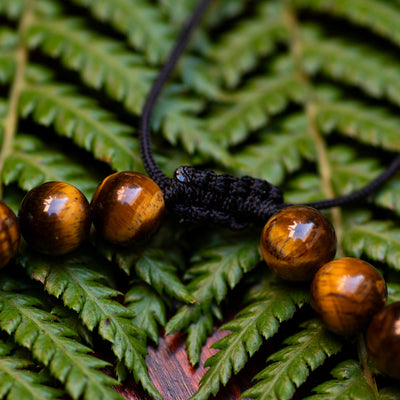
[162,166,284,229]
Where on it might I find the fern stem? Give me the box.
[0,0,33,199]
[357,333,379,399]
[283,1,343,255]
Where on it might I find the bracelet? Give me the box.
[1,0,400,389]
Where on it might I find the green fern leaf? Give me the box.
[134,249,196,304]
[186,313,214,366]
[342,220,400,270]
[316,100,400,151]
[0,0,24,19]
[2,134,98,197]
[0,338,64,400]
[234,115,316,185]
[209,1,287,87]
[166,236,260,335]
[301,28,400,105]
[25,17,156,114]
[125,282,167,345]
[154,91,233,165]
[0,29,17,83]
[19,80,143,172]
[0,290,123,400]
[190,275,309,400]
[19,251,161,399]
[207,73,307,146]
[241,319,342,400]
[69,0,174,63]
[304,360,375,400]
[294,0,400,48]
[374,180,400,216]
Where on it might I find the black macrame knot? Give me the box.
[162,166,284,230]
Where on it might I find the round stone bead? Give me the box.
[310,257,387,336]
[0,201,20,268]
[91,171,165,245]
[260,205,336,281]
[18,182,91,255]
[366,302,400,380]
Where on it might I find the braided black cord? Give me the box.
[139,0,213,191]
[139,0,400,228]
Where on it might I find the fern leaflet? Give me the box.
[207,73,307,146]
[0,338,64,400]
[19,251,161,399]
[26,17,156,114]
[190,275,309,400]
[19,79,143,172]
[0,290,123,400]
[166,236,260,335]
[69,0,174,63]
[305,360,375,400]
[125,282,167,345]
[2,134,98,197]
[241,319,343,400]
[342,220,400,270]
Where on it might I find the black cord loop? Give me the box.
[139,0,400,228]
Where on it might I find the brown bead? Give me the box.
[91,171,165,245]
[18,182,91,255]
[366,302,400,379]
[310,257,387,336]
[0,201,20,268]
[260,205,336,281]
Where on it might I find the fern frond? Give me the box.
[0,338,64,400]
[301,28,400,105]
[166,236,260,335]
[207,73,306,146]
[25,17,156,114]
[234,115,315,185]
[134,249,196,304]
[186,312,214,366]
[69,0,174,63]
[293,0,400,48]
[241,319,342,400]
[208,1,287,87]
[380,386,400,399]
[124,282,167,345]
[342,220,400,270]
[305,360,375,400]
[154,91,233,165]
[316,100,400,151]
[0,0,24,19]
[0,291,123,400]
[0,29,17,83]
[2,134,98,197]
[20,80,143,172]
[374,180,400,217]
[19,251,161,399]
[190,275,309,400]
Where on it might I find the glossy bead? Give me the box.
[0,201,20,268]
[310,257,387,336]
[260,205,336,281]
[18,182,91,255]
[91,171,165,245]
[366,302,400,379]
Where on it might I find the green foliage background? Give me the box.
[1,0,400,399]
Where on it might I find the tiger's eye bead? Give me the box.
[366,302,400,379]
[18,182,91,255]
[260,205,336,281]
[91,171,165,245]
[0,201,20,268]
[310,257,387,336]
